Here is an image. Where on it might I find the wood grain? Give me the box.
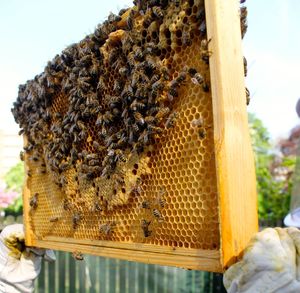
[204,0,258,268]
[33,238,223,272]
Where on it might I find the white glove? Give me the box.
[224,227,300,293]
[0,224,55,293]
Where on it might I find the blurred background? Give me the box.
[0,0,299,292]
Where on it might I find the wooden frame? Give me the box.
[23,0,257,272]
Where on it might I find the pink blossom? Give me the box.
[0,187,19,208]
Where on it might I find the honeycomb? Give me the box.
[13,0,248,257]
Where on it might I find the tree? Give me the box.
[3,161,24,215]
[248,113,293,224]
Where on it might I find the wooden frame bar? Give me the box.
[22,0,258,272]
[205,0,258,268]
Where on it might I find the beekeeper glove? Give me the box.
[224,227,300,293]
[0,224,55,293]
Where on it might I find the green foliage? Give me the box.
[3,161,24,215]
[4,162,24,192]
[248,113,293,223]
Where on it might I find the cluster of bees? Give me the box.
[13,0,248,241]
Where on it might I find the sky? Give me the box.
[244,0,300,141]
[0,0,299,142]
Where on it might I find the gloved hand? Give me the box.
[0,224,55,293]
[223,227,300,293]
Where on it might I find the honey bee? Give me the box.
[99,223,114,235]
[199,20,207,36]
[200,38,212,63]
[133,46,143,61]
[127,51,135,68]
[176,71,187,84]
[89,61,100,77]
[121,83,134,100]
[108,95,122,108]
[144,115,155,124]
[155,107,170,119]
[93,201,103,212]
[141,219,152,237]
[144,42,157,56]
[20,151,24,161]
[139,129,150,144]
[92,140,103,151]
[173,0,180,7]
[243,56,247,76]
[108,47,121,66]
[115,149,126,163]
[161,66,170,81]
[182,31,192,47]
[96,113,104,126]
[191,73,204,85]
[141,200,150,209]
[107,12,121,23]
[101,166,112,178]
[103,111,114,125]
[23,144,33,152]
[130,99,145,111]
[97,76,106,92]
[199,128,206,139]
[131,182,142,195]
[152,6,164,19]
[116,133,127,147]
[29,193,38,209]
[72,212,81,229]
[49,216,59,222]
[191,117,204,127]
[118,7,129,16]
[240,7,248,38]
[72,251,84,261]
[150,74,160,84]
[168,86,178,99]
[145,56,157,71]
[245,87,250,105]
[87,159,100,166]
[127,9,135,30]
[156,187,166,207]
[119,66,129,77]
[114,172,125,186]
[142,13,154,28]
[165,112,178,128]
[59,161,71,171]
[132,123,140,132]
[147,125,163,134]
[134,112,145,125]
[152,208,163,222]
[158,198,166,208]
[121,33,134,54]
[113,80,123,95]
[63,198,72,211]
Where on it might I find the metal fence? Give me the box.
[33,218,285,292]
[2,216,286,292]
[0,216,226,292]
[35,251,226,293]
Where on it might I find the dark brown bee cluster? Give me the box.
[11,0,248,238]
[11,1,209,186]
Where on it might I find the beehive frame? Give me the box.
[20,0,258,272]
